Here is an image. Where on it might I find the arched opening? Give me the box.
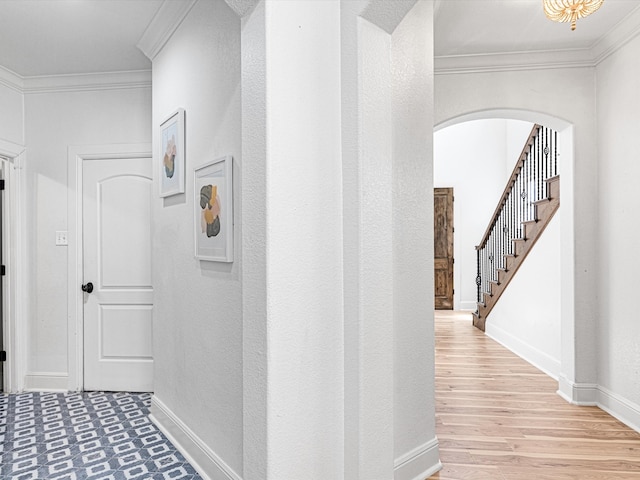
[434,109,575,396]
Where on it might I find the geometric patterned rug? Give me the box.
[0,391,202,479]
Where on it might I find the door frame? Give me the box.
[0,138,26,393]
[67,144,152,391]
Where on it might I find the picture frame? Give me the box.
[194,156,234,262]
[159,108,185,197]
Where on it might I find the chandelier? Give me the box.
[543,0,605,31]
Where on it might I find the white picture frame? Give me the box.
[194,155,234,262]
[159,108,185,197]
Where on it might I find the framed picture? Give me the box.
[194,156,234,262]
[159,108,185,197]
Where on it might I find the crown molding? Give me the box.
[435,48,594,75]
[0,65,151,95]
[0,65,24,93]
[0,138,25,160]
[137,0,198,61]
[436,4,640,75]
[22,70,151,95]
[591,4,640,65]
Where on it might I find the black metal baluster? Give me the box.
[537,127,541,203]
[511,179,516,245]
[498,211,506,268]
[519,163,524,236]
[510,186,514,253]
[527,146,532,222]
[489,228,494,285]
[483,246,487,296]
[476,249,481,303]
[496,223,499,279]
[553,132,558,175]
[519,161,524,235]
[544,128,548,195]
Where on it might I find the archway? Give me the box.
[435,109,576,401]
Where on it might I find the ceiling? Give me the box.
[0,0,639,78]
[0,0,163,77]
[435,0,640,57]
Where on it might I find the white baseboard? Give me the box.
[485,323,560,380]
[597,386,640,433]
[458,301,477,311]
[23,372,69,391]
[556,376,598,405]
[150,395,242,480]
[394,437,441,480]
[557,378,640,434]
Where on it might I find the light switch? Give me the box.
[56,231,68,246]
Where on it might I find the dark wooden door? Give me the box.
[434,188,454,310]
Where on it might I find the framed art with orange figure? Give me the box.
[159,108,185,197]
[194,156,233,262]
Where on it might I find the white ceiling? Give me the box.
[0,0,163,77]
[435,0,640,57]
[0,0,639,78]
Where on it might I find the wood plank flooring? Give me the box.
[429,311,640,479]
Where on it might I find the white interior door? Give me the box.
[82,156,153,392]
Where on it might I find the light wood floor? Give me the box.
[429,311,640,480]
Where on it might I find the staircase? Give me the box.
[473,125,560,331]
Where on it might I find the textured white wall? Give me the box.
[151,0,243,475]
[435,67,595,394]
[24,87,151,378]
[596,34,640,411]
[263,1,344,478]
[487,214,561,377]
[343,12,395,480]
[391,2,440,479]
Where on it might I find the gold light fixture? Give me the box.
[543,0,605,31]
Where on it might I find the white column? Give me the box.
[242,1,439,478]
[391,2,440,479]
[243,1,344,478]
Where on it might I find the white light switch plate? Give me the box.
[56,231,68,246]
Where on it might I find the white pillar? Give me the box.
[242,1,344,478]
[391,3,440,479]
[242,1,439,479]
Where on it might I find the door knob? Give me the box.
[82,282,94,294]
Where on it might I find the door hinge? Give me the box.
[1,265,5,276]
[0,351,6,362]
[0,179,5,191]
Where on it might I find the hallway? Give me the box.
[431,311,640,479]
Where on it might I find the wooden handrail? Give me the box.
[476,124,541,250]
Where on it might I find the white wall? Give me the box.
[150,0,243,477]
[596,33,640,426]
[0,79,24,146]
[391,2,439,479]
[487,214,561,377]
[434,119,532,311]
[263,1,343,477]
[24,86,151,386]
